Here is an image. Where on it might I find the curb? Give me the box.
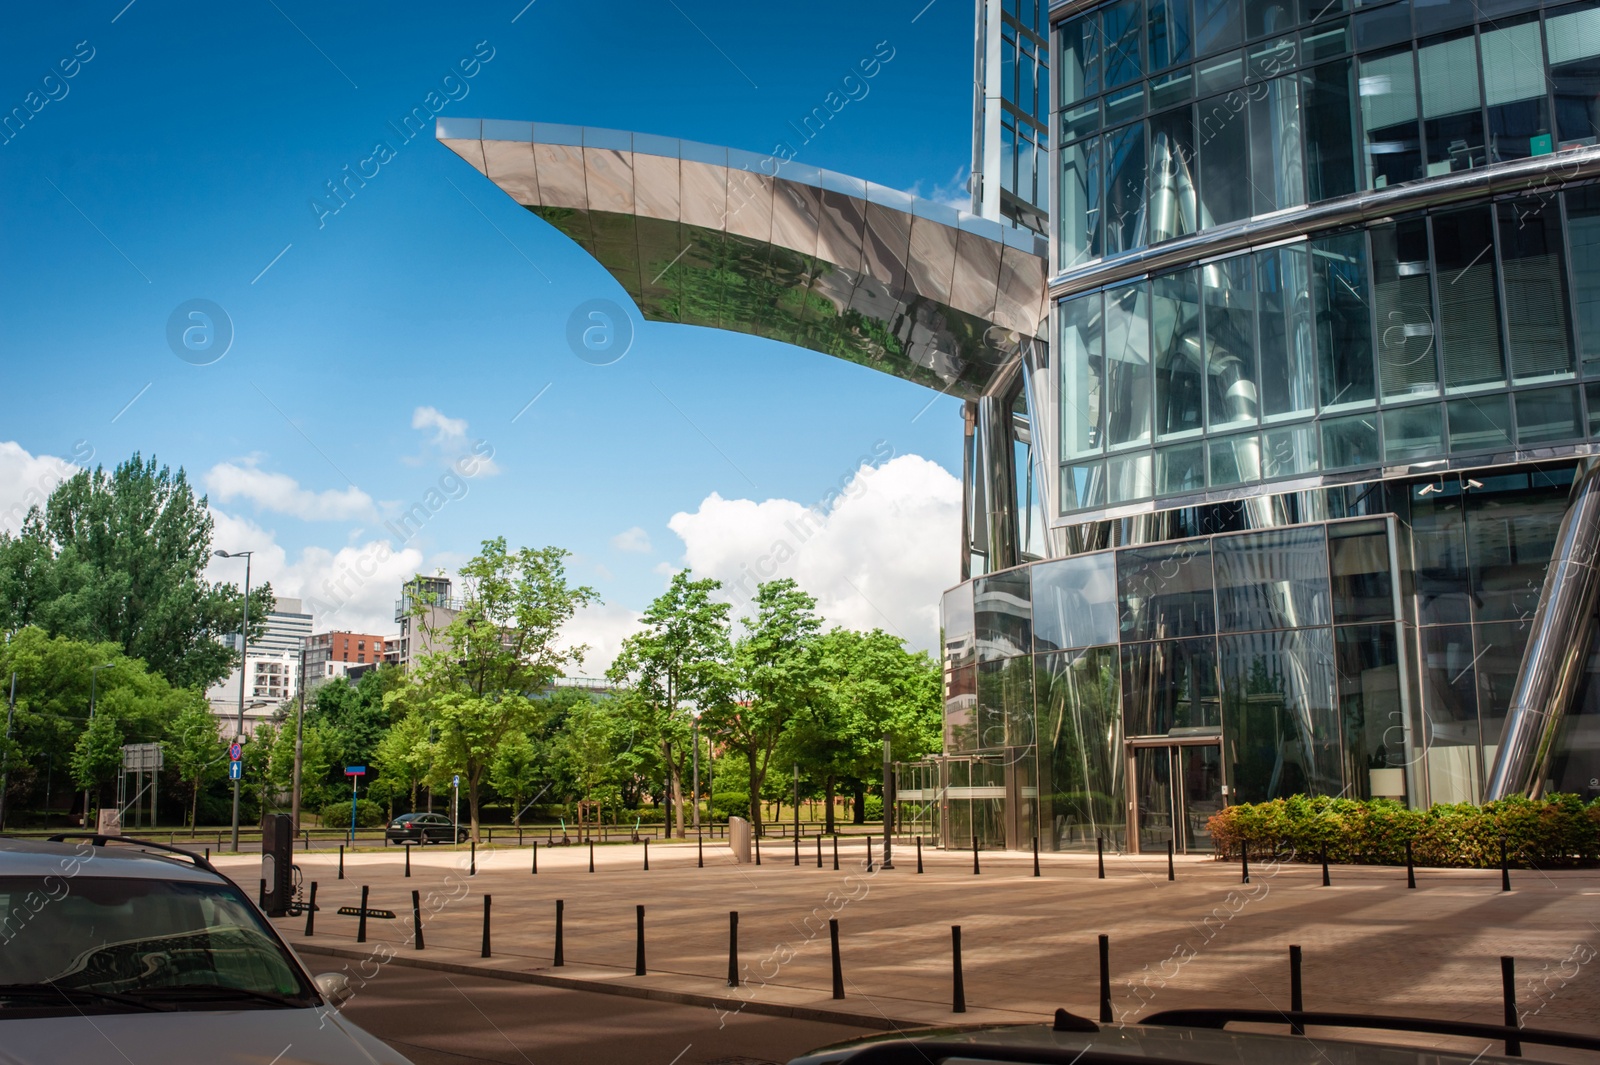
[295,942,928,1031]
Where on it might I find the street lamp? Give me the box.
[291,644,306,833]
[214,548,253,852]
[82,663,113,828]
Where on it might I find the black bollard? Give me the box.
[916,836,924,874]
[205,847,210,863]
[304,881,318,937]
[1502,956,1522,1057]
[338,845,344,880]
[357,885,369,944]
[470,839,476,877]
[644,839,649,871]
[817,835,822,868]
[727,911,739,987]
[1501,837,1511,892]
[1406,840,1416,889]
[698,836,703,868]
[481,895,492,958]
[1289,944,1304,1035]
[952,925,966,1013]
[973,835,980,875]
[411,889,424,950]
[554,900,565,966]
[1033,836,1040,877]
[589,841,595,873]
[832,835,839,870]
[532,840,538,875]
[829,918,844,999]
[1321,849,1330,887]
[1098,934,1112,1024]
[635,905,646,976]
[1097,836,1105,880]
[1241,841,1250,884]
[867,836,874,872]
[405,844,411,878]
[1167,839,1175,882]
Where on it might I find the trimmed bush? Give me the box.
[711,792,749,820]
[320,799,385,829]
[863,795,883,822]
[1206,794,1600,867]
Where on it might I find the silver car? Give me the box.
[0,835,411,1065]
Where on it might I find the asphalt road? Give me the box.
[338,962,871,1065]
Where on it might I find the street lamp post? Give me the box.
[82,663,113,829]
[691,716,700,837]
[214,549,253,852]
[291,645,305,832]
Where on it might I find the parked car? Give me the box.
[0,834,412,1065]
[384,812,466,845]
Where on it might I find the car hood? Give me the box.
[0,1006,413,1065]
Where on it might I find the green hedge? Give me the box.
[1206,795,1600,867]
[711,792,749,820]
[319,799,386,829]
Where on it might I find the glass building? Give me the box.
[442,0,1600,855]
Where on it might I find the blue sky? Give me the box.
[0,0,974,664]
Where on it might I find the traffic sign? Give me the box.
[228,742,242,761]
[228,761,242,780]
[452,774,459,787]
[345,765,366,776]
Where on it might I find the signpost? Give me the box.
[227,740,243,788]
[345,766,366,843]
[452,774,460,840]
[229,761,242,781]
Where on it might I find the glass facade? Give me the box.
[991,0,1052,231]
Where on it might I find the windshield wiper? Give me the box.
[123,984,306,1009]
[0,983,170,1012]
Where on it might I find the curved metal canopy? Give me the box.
[436,118,1047,400]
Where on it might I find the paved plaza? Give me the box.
[221,837,1599,1046]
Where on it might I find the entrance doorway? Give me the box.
[1128,740,1223,854]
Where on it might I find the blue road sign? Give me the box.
[228,742,242,761]
[229,760,242,780]
[345,765,366,776]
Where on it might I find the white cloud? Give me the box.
[909,166,972,212]
[412,406,469,444]
[560,601,642,679]
[665,454,960,653]
[204,461,376,521]
[610,526,653,554]
[0,441,78,534]
[410,406,501,476]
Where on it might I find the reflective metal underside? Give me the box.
[437,118,1048,400]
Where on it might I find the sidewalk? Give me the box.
[223,837,1600,1040]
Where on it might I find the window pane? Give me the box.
[975,568,1031,661]
[1259,244,1317,419]
[1447,393,1513,453]
[977,655,1033,749]
[1413,0,1475,35]
[1103,0,1146,90]
[1107,452,1154,501]
[1335,623,1405,799]
[1372,217,1439,399]
[1330,519,1393,621]
[1382,402,1444,461]
[1321,412,1380,468]
[1104,281,1154,446]
[1248,0,1300,39]
[1263,422,1321,475]
[1122,637,1220,736]
[1482,20,1551,163]
[1222,627,1342,801]
[1475,619,1531,782]
[1033,553,1119,651]
[1214,526,1331,631]
[1105,122,1148,255]
[1059,137,1103,269]
[1434,206,1505,391]
[1359,49,1421,189]
[1303,59,1358,200]
[1198,92,1253,224]
[1418,34,1484,174]
[1061,291,1104,457]
[1038,647,1124,849]
[945,661,978,752]
[1154,267,1205,438]
[1516,386,1584,443]
[1567,186,1600,373]
[1250,74,1306,214]
[1353,2,1412,51]
[1208,432,1262,485]
[1063,462,1108,510]
[1467,477,1566,622]
[1303,19,1351,62]
[1118,539,1216,641]
[1196,0,1243,56]
[1148,107,1199,242]
[1410,482,1470,625]
[1204,253,1259,428]
[1312,231,1375,407]
[1549,1,1600,148]
[1498,199,1574,381]
[1420,624,1482,803]
[1157,442,1209,491]
[1149,0,1193,69]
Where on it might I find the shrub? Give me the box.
[1206,794,1600,867]
[863,795,884,822]
[712,792,749,820]
[320,799,385,829]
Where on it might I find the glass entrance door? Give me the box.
[1131,742,1223,853]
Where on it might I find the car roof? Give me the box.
[0,836,227,884]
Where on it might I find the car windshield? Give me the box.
[0,875,316,1016]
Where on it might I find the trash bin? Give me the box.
[729,816,752,864]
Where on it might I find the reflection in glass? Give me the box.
[1038,647,1124,850]
[1221,627,1342,802]
[1435,206,1505,391]
[1466,477,1566,622]
[1122,637,1220,735]
[1474,620,1531,790]
[1195,0,1243,57]
[945,662,978,753]
[1208,433,1262,486]
[1303,59,1358,201]
[1103,0,1146,91]
[1498,199,1573,382]
[1329,519,1393,621]
[977,655,1033,750]
[1258,244,1316,420]
[1263,423,1320,477]
[1410,482,1471,624]
[1198,91,1252,225]
[1418,33,1483,175]
[1549,3,1600,148]
[1033,553,1120,652]
[1105,281,1154,447]
[975,568,1031,661]
[1482,20,1550,163]
[1060,137,1103,269]
[1312,231,1375,408]
[1154,267,1205,438]
[1372,217,1438,399]
[1359,49,1421,189]
[1203,254,1258,431]
[1320,413,1379,469]
[1214,526,1331,632]
[1419,624,1482,803]
[1105,122,1148,255]
[1148,107,1199,243]
[1158,442,1208,493]
[1516,387,1583,445]
[1335,623,1405,799]
[1149,0,1192,70]
[1447,394,1513,454]
[943,584,975,667]
[1061,291,1105,457]
[1568,187,1600,375]
[1119,539,1217,641]
[1249,74,1305,215]
[1107,452,1154,503]
[1383,403,1445,462]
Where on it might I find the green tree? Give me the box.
[165,697,224,834]
[0,454,270,689]
[70,711,125,806]
[371,711,432,816]
[397,539,598,841]
[489,731,543,826]
[554,695,621,837]
[608,570,732,837]
[703,579,822,828]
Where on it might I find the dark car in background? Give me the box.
[384,812,465,845]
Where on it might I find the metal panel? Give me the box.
[907,215,959,307]
[583,147,634,215]
[770,179,821,260]
[632,152,680,222]
[481,138,538,205]
[725,169,773,241]
[533,143,587,209]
